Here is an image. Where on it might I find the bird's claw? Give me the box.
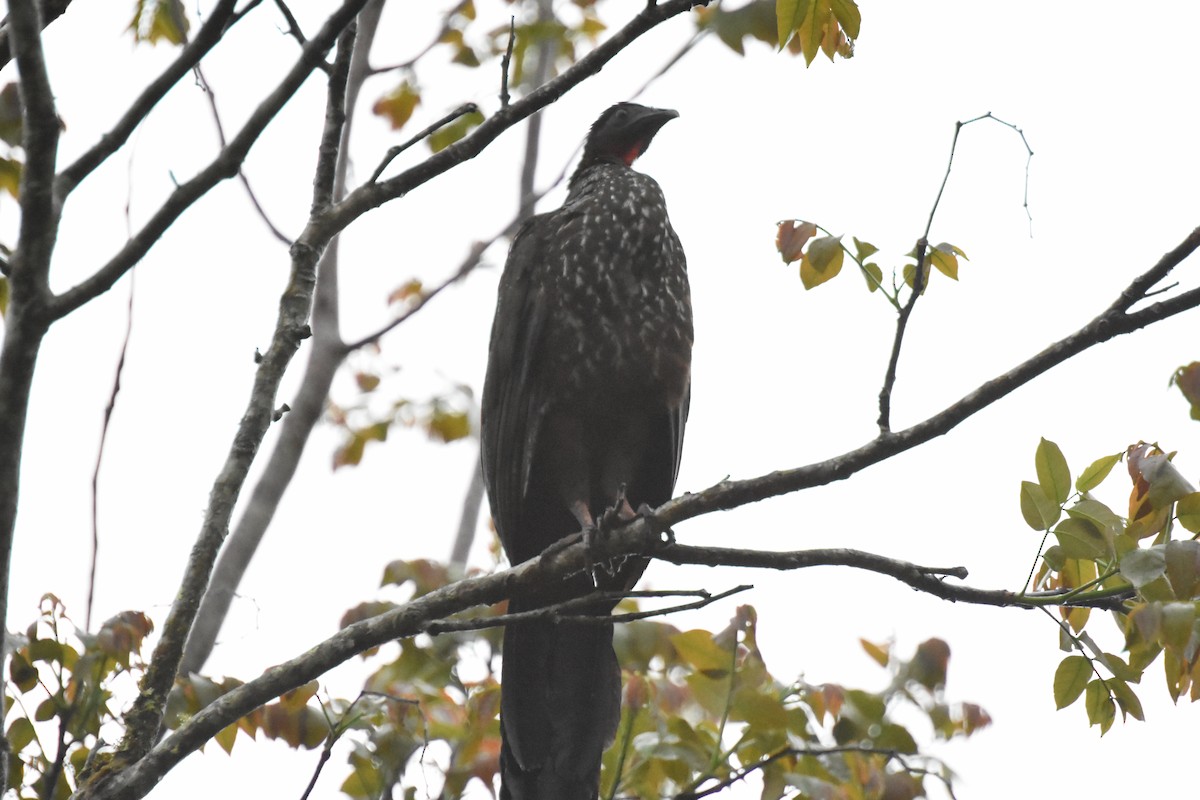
[581,524,616,586]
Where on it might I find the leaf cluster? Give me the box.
[776,219,967,306]
[1018,438,1200,733]
[5,597,152,799]
[329,372,474,469]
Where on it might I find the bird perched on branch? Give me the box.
[481,102,692,800]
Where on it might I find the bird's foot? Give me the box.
[581,523,613,586]
[600,483,639,530]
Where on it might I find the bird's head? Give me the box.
[578,102,679,170]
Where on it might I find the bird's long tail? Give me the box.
[498,597,622,800]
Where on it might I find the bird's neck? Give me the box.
[568,157,631,194]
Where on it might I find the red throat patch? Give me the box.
[621,143,643,166]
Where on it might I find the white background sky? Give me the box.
[3,0,1200,797]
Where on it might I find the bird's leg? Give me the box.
[599,482,639,529]
[567,499,605,587]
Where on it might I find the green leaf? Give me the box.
[0,157,19,199]
[670,629,731,673]
[797,0,831,65]
[1035,438,1071,505]
[1098,652,1143,683]
[828,0,861,39]
[1119,546,1167,589]
[1020,480,1060,530]
[1053,655,1089,709]
[1084,680,1115,733]
[6,716,35,752]
[851,236,877,260]
[428,109,484,153]
[1053,517,1110,561]
[775,0,812,50]
[862,262,883,293]
[1066,498,1124,537]
[1108,677,1144,722]
[1160,601,1195,650]
[0,83,22,146]
[128,0,189,45]
[1164,539,1200,599]
[1076,453,1122,493]
[1176,492,1200,534]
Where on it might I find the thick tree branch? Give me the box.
[658,225,1200,533]
[1,0,63,790]
[93,21,360,784]
[0,0,71,70]
[82,494,1117,800]
[181,0,386,677]
[54,0,240,197]
[658,544,1128,612]
[49,0,370,320]
[326,0,711,237]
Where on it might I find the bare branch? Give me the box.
[50,0,369,320]
[449,452,486,568]
[659,224,1200,537]
[877,113,1035,433]
[328,0,713,238]
[677,745,954,800]
[271,0,307,46]
[88,273,135,631]
[0,0,72,70]
[423,584,753,634]
[499,16,516,109]
[98,19,361,778]
[181,0,386,677]
[192,64,292,245]
[1,1,64,790]
[876,236,927,434]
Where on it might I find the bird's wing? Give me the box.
[669,382,690,488]
[481,215,551,552]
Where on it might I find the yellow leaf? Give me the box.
[0,157,20,198]
[373,80,421,131]
[859,638,888,667]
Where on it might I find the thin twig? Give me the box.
[629,27,706,99]
[272,0,305,44]
[366,102,479,184]
[877,112,1036,432]
[88,272,135,631]
[423,585,751,634]
[676,744,953,800]
[959,111,1035,233]
[229,0,264,28]
[51,0,369,321]
[101,14,362,776]
[500,16,516,108]
[55,0,241,197]
[0,0,73,71]
[193,64,291,245]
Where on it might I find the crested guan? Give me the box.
[481,102,692,800]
